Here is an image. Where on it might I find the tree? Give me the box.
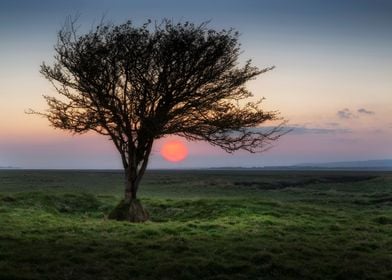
[32,19,287,222]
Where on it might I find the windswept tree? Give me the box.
[32,19,287,222]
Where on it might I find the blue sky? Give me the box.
[0,0,391,168]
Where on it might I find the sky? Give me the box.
[0,0,391,169]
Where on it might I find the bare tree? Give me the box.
[31,19,287,222]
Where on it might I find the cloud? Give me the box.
[357,108,375,115]
[289,126,351,135]
[267,125,352,135]
[337,107,375,119]
[325,122,339,127]
[337,108,353,119]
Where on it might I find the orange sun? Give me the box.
[160,140,188,162]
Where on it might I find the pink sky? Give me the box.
[0,0,391,168]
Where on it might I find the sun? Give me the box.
[160,140,188,162]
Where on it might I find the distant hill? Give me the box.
[3,160,392,171]
[293,159,392,170]
[209,159,392,171]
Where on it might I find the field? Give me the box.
[0,169,391,280]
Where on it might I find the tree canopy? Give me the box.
[32,19,287,221]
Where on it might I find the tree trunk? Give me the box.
[124,177,137,201]
[108,140,153,222]
[108,170,149,222]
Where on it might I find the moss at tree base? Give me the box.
[108,199,149,222]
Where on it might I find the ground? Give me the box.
[0,170,391,279]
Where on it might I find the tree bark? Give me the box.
[108,198,149,222]
[124,173,138,201]
[108,142,152,222]
[108,168,149,222]
[123,140,153,201]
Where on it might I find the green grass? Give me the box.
[0,170,391,279]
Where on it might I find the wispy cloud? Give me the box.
[217,125,351,137]
[337,108,353,119]
[337,107,375,119]
[358,108,375,115]
[284,125,351,135]
[325,122,339,127]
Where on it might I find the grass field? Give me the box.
[0,169,391,279]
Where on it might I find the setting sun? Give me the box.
[160,140,188,162]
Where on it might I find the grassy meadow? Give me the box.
[0,169,391,279]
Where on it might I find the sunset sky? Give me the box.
[0,0,391,169]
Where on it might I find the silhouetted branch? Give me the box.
[32,18,289,200]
